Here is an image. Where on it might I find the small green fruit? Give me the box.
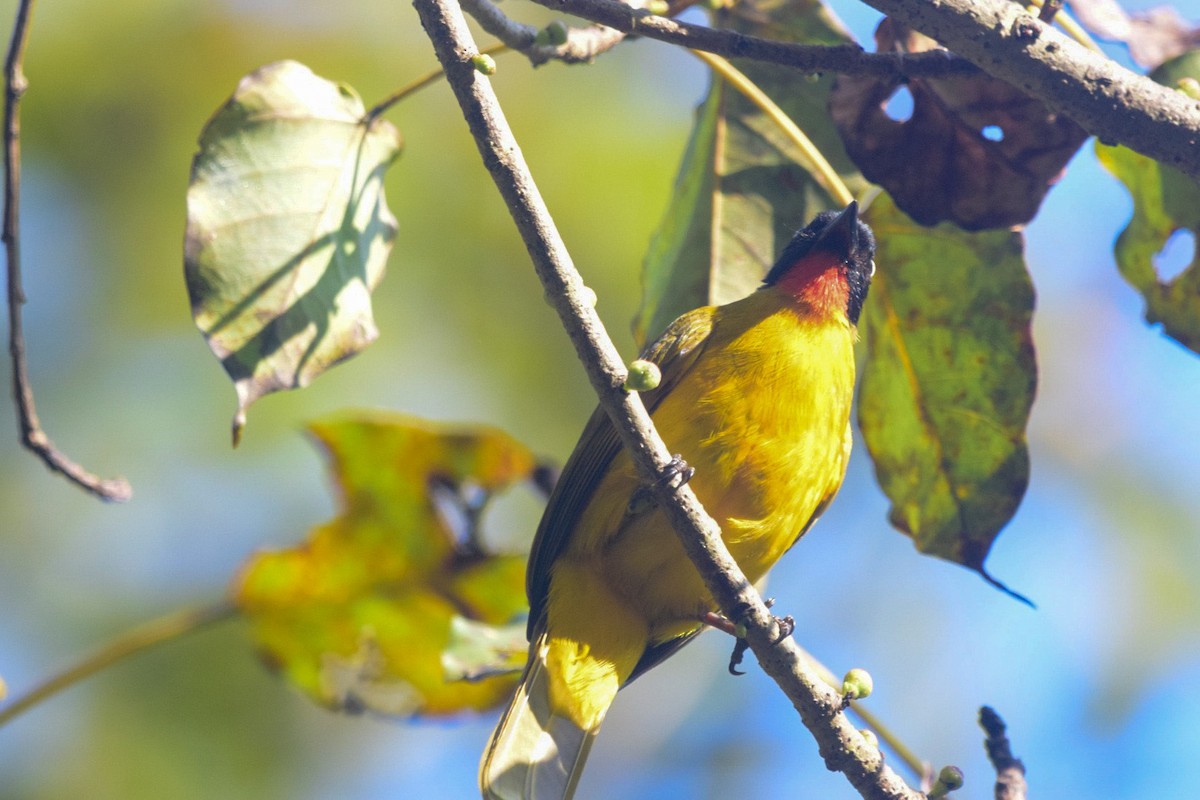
[471,54,497,76]
[646,0,670,15]
[624,359,662,392]
[841,667,873,700]
[928,765,965,797]
[535,20,570,46]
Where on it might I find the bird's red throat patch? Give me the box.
[774,251,850,318]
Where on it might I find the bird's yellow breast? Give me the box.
[557,289,857,643]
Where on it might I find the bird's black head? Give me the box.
[764,201,876,325]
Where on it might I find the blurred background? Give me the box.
[0,0,1197,797]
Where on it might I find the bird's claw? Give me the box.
[658,454,694,489]
[703,601,795,676]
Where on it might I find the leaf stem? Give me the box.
[689,49,854,208]
[365,42,509,122]
[0,600,236,728]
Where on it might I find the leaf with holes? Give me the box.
[859,194,1036,597]
[830,20,1086,230]
[1095,52,1200,356]
[185,61,403,444]
[635,0,865,345]
[234,413,535,716]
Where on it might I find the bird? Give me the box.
[480,202,876,800]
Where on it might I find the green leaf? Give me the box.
[634,0,864,345]
[184,61,403,444]
[1096,142,1200,355]
[858,194,1036,596]
[233,413,533,716]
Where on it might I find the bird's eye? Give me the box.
[868,259,877,277]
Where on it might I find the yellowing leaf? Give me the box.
[635,0,864,345]
[1091,52,1200,356]
[234,413,534,716]
[859,195,1036,598]
[184,61,403,443]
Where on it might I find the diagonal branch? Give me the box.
[3,0,131,502]
[410,0,923,796]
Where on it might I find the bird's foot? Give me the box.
[657,454,694,490]
[701,599,796,676]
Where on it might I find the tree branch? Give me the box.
[3,0,131,502]
[524,0,978,77]
[460,0,628,65]
[861,0,1200,179]
[526,0,1200,179]
[411,0,923,796]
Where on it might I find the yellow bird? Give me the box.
[481,202,876,799]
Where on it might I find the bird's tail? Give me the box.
[479,635,599,800]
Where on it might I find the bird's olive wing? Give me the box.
[525,307,718,637]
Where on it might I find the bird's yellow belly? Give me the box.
[580,323,854,643]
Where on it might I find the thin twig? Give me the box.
[0,600,236,728]
[3,0,131,502]
[410,0,922,796]
[524,0,979,78]
[460,0,628,65]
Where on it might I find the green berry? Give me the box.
[471,54,497,76]
[535,20,570,47]
[624,360,662,392]
[841,667,873,700]
[928,765,964,797]
[646,0,670,15]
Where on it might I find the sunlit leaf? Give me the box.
[233,413,534,716]
[830,20,1085,231]
[1095,53,1200,356]
[184,61,403,444]
[859,195,1036,596]
[634,0,864,345]
[442,616,527,683]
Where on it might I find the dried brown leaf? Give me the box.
[829,20,1087,230]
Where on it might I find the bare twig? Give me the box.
[3,0,131,502]
[460,0,627,65]
[411,0,922,796]
[861,0,1200,179]
[980,706,1028,800]
[525,0,979,78]
[0,600,235,728]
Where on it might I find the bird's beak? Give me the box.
[812,201,859,256]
